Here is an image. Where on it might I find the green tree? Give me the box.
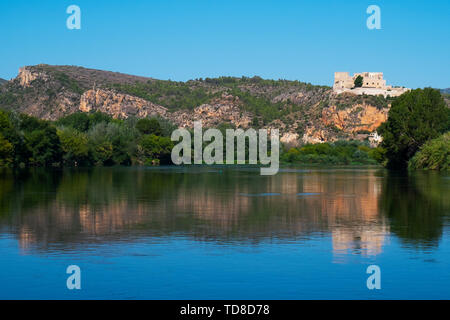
[0,133,13,166]
[91,141,114,165]
[26,126,63,166]
[57,127,90,166]
[378,88,450,168]
[136,118,162,136]
[0,110,31,166]
[368,147,386,164]
[354,75,363,88]
[408,132,450,171]
[138,134,173,164]
[88,122,140,165]
[88,112,112,127]
[87,122,114,165]
[56,112,90,132]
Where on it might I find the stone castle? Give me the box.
[333,72,409,97]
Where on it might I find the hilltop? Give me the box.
[0,64,404,146]
[0,78,7,86]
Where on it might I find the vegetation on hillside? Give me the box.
[109,76,330,124]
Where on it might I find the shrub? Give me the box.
[408,132,450,171]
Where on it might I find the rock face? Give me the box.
[302,127,330,144]
[293,104,389,145]
[80,89,168,119]
[280,132,300,147]
[322,104,388,134]
[170,93,252,128]
[18,67,49,87]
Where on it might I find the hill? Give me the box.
[0,78,7,86]
[0,64,401,145]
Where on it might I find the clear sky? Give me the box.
[0,0,449,88]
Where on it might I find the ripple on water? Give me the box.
[239,193,281,197]
[296,192,321,196]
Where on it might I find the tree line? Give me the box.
[0,110,175,167]
[1,88,448,170]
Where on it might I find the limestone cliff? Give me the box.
[18,67,49,87]
[80,89,168,119]
[170,93,252,128]
[322,104,388,134]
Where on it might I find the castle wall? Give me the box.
[333,71,409,97]
[333,72,354,89]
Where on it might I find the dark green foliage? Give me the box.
[26,126,63,166]
[56,112,113,132]
[408,132,450,171]
[53,71,84,94]
[354,75,363,88]
[378,88,450,168]
[136,118,162,136]
[228,88,288,124]
[57,112,90,131]
[0,110,31,165]
[155,115,178,137]
[0,133,13,166]
[87,122,139,166]
[333,93,391,110]
[138,134,173,164]
[58,127,90,166]
[281,140,380,165]
[0,109,179,167]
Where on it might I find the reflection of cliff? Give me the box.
[332,225,388,257]
[2,168,446,255]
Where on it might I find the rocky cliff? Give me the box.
[80,89,168,119]
[0,64,400,146]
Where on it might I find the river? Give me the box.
[0,166,449,299]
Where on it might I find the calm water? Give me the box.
[0,166,449,299]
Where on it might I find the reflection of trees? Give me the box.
[380,171,449,248]
[0,168,62,219]
[3,167,438,255]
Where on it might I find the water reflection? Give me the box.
[0,167,448,256]
[380,171,450,248]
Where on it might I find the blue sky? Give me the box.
[0,0,449,88]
